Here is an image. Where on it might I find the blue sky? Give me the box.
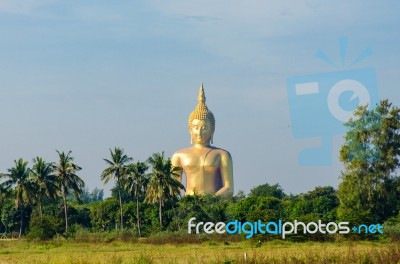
[1,1,399,197]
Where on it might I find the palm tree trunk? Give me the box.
[159,197,162,229]
[136,185,141,237]
[39,198,43,219]
[19,206,23,238]
[118,181,124,230]
[62,186,68,233]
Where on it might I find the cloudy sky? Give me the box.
[1,1,399,197]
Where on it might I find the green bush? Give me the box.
[27,216,58,241]
[383,216,400,241]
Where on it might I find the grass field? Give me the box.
[1,238,400,264]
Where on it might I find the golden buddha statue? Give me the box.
[171,83,234,198]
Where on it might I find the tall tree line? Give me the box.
[0,151,84,237]
[0,148,184,237]
[100,148,184,234]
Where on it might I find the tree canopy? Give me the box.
[249,183,286,199]
[338,100,400,224]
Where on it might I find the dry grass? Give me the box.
[0,239,399,264]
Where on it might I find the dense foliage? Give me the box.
[338,100,400,225]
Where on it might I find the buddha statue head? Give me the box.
[188,83,215,146]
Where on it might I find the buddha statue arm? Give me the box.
[171,153,183,182]
[215,151,234,198]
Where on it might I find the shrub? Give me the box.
[26,216,58,241]
[383,216,400,241]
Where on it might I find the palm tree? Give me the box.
[146,152,184,229]
[53,150,84,233]
[30,157,59,218]
[125,161,149,236]
[0,173,12,209]
[3,159,36,238]
[101,147,132,230]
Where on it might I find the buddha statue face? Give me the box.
[190,119,214,145]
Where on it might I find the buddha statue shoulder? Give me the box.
[171,83,234,199]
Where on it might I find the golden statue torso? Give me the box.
[171,146,232,196]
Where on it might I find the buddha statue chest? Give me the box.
[179,148,223,193]
[181,147,221,171]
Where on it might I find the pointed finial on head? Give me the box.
[188,82,215,133]
[198,82,206,103]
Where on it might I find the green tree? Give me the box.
[27,215,58,241]
[80,187,104,204]
[53,150,84,233]
[110,183,132,203]
[249,183,286,199]
[0,175,14,235]
[90,187,104,202]
[146,152,184,229]
[338,100,400,224]
[231,190,246,202]
[288,186,338,223]
[3,159,36,237]
[30,157,59,218]
[0,199,19,235]
[0,173,11,204]
[90,198,119,231]
[0,179,8,234]
[79,187,91,204]
[101,147,132,230]
[171,194,228,231]
[125,161,149,236]
[233,196,284,223]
